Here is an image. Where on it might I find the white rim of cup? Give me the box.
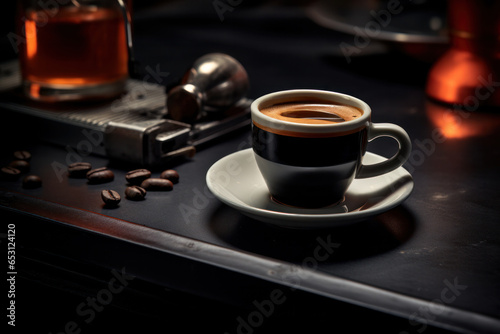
[251,89,371,135]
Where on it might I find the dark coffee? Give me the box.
[68,162,92,178]
[126,169,151,185]
[260,101,363,125]
[101,189,121,206]
[125,185,147,201]
[252,125,367,207]
[87,167,115,184]
[141,178,173,191]
[160,169,179,184]
[252,90,411,208]
[253,99,368,207]
[22,175,42,189]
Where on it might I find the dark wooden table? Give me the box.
[1,2,499,333]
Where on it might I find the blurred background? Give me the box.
[1,1,499,334]
[0,0,450,92]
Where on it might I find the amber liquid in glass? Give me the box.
[20,6,128,99]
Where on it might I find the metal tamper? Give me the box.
[166,53,250,123]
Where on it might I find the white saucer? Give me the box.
[206,148,414,228]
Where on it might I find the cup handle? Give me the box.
[357,123,412,178]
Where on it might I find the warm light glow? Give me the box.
[426,101,500,139]
[21,7,128,89]
[25,20,37,59]
[29,83,40,99]
[435,111,476,138]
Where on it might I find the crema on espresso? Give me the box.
[260,101,363,125]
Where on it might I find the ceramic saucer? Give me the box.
[206,148,414,228]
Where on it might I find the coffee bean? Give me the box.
[1,167,21,181]
[13,150,31,161]
[68,162,92,178]
[22,175,42,189]
[125,185,147,201]
[125,169,151,185]
[160,169,179,184]
[87,167,114,184]
[140,178,173,191]
[9,160,30,173]
[101,189,121,206]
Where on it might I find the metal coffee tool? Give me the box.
[167,53,250,123]
[0,58,251,166]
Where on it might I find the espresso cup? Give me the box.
[251,89,412,208]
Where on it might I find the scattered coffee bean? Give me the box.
[13,150,31,161]
[87,167,114,184]
[101,189,121,206]
[68,162,92,178]
[22,175,42,189]
[9,160,30,173]
[125,169,151,185]
[1,166,21,181]
[160,169,179,184]
[125,185,147,201]
[140,178,173,191]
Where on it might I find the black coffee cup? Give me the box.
[251,89,412,208]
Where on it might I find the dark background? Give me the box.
[1,1,499,334]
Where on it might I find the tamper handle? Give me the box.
[167,53,249,123]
